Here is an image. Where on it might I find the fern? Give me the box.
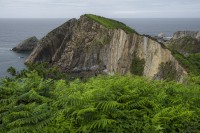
[89,118,116,130]
[97,101,121,111]
[1,71,200,132]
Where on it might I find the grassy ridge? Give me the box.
[85,14,137,34]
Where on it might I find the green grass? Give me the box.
[85,14,137,34]
[172,50,200,75]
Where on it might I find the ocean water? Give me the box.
[0,18,200,77]
[0,19,68,77]
[117,18,200,37]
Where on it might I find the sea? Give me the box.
[0,18,200,78]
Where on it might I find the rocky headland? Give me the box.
[25,14,188,82]
[165,31,200,56]
[172,31,200,40]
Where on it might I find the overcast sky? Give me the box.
[0,0,200,18]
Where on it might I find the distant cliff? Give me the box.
[25,14,187,82]
[165,36,200,56]
[165,31,200,56]
[172,31,200,40]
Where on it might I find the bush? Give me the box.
[130,56,145,76]
[7,66,16,76]
[7,62,66,80]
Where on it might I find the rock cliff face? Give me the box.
[172,31,200,40]
[25,15,187,82]
[12,36,38,52]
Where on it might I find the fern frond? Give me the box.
[8,111,32,118]
[8,126,35,133]
[89,118,116,129]
[77,107,96,116]
[7,112,50,127]
[97,101,120,111]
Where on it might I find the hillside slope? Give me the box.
[25,14,187,82]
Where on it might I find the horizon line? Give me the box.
[0,17,200,19]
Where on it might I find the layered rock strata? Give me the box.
[26,15,187,82]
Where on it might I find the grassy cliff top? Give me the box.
[85,14,137,34]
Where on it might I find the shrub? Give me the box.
[130,56,145,76]
[7,66,16,76]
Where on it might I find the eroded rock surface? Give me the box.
[25,15,187,82]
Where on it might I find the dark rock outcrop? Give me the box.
[12,36,38,52]
[25,15,187,82]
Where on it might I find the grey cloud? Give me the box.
[0,0,199,18]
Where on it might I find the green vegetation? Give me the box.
[85,14,137,34]
[12,62,66,80]
[130,56,145,76]
[172,50,200,75]
[188,53,200,71]
[1,64,200,132]
[7,66,16,76]
[158,61,178,81]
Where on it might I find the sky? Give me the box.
[0,0,200,18]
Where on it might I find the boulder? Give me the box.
[12,36,38,52]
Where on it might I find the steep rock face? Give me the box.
[26,19,77,62]
[12,36,38,52]
[26,15,187,82]
[133,36,187,81]
[172,31,200,40]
